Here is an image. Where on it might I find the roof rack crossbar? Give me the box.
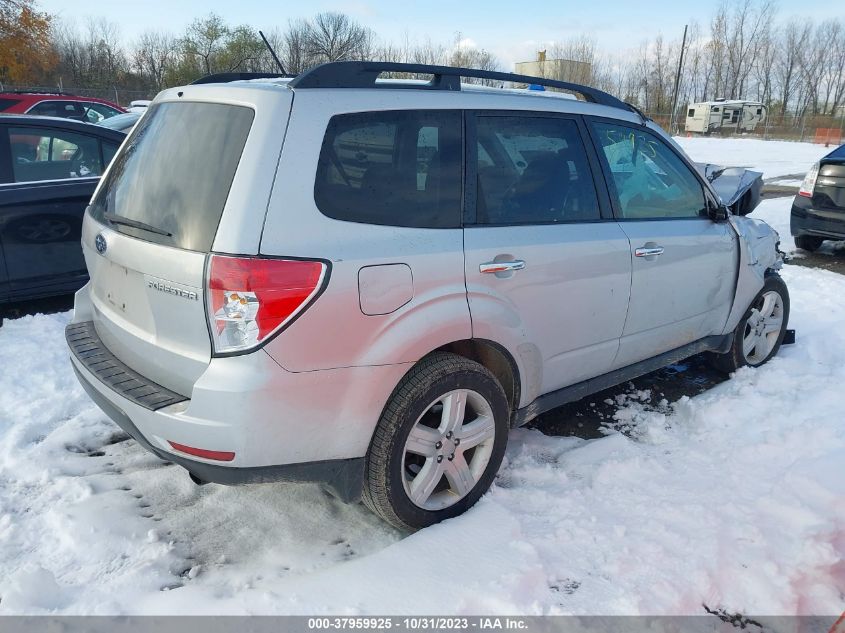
[288,61,632,112]
[190,72,294,85]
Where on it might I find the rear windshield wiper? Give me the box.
[103,212,172,237]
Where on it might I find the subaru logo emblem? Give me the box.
[95,233,107,255]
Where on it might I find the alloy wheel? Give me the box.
[402,389,496,511]
[742,290,784,364]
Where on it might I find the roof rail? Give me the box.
[288,61,633,113]
[10,90,73,96]
[190,72,294,85]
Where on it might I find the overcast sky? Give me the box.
[38,0,839,69]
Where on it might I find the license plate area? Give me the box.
[100,260,132,314]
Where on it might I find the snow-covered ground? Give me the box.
[674,136,830,180]
[1,150,844,616]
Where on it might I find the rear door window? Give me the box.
[474,115,601,224]
[89,101,254,251]
[314,110,462,228]
[9,126,104,182]
[28,100,86,120]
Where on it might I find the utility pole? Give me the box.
[669,24,688,135]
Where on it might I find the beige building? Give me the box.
[514,51,592,87]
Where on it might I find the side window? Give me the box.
[84,102,121,123]
[475,115,600,224]
[9,127,104,183]
[0,98,21,112]
[314,110,461,228]
[28,101,85,120]
[102,141,119,166]
[591,122,706,220]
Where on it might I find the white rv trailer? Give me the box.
[685,99,767,134]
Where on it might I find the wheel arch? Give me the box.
[432,339,522,419]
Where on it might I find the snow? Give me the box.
[674,136,830,180]
[1,148,844,616]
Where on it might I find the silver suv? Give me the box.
[66,62,790,530]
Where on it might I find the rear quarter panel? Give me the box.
[259,90,477,372]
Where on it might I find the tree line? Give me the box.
[1,0,843,122]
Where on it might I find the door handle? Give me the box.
[480,260,525,274]
[634,246,665,258]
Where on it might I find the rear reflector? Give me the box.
[168,441,235,462]
[799,163,819,198]
[207,255,327,354]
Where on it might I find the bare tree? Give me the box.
[775,22,811,119]
[305,12,374,63]
[133,30,175,90]
[448,33,500,85]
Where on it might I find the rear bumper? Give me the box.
[66,320,411,502]
[71,363,364,501]
[790,200,845,240]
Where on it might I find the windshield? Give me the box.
[89,101,254,251]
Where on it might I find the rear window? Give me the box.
[314,110,462,228]
[89,101,254,251]
[0,97,21,112]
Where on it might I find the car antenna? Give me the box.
[259,30,287,76]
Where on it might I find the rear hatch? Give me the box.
[82,84,292,396]
[814,158,845,212]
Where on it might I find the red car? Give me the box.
[0,91,126,123]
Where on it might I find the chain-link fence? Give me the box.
[647,110,845,145]
[0,84,155,108]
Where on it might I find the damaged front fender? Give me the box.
[723,214,784,334]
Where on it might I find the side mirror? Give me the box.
[707,200,729,222]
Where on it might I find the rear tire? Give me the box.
[362,352,509,531]
[795,235,823,252]
[710,274,790,374]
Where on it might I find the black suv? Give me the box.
[0,115,125,304]
[791,143,845,251]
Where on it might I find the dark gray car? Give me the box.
[0,115,124,304]
[791,143,845,251]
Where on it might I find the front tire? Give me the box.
[711,274,790,373]
[795,235,823,252]
[362,352,509,531]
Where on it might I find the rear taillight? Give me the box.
[799,163,820,198]
[206,254,327,354]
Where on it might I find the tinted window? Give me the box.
[102,142,119,165]
[314,110,461,228]
[591,122,706,220]
[9,127,104,183]
[89,101,254,251]
[475,116,600,224]
[687,108,695,117]
[0,98,21,112]
[28,101,85,120]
